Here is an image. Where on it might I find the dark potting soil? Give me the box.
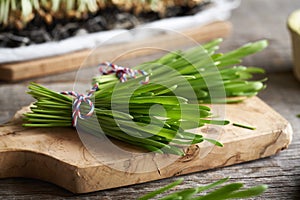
[0,3,210,48]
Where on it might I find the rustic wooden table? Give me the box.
[0,0,300,199]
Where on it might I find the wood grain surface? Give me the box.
[0,97,292,193]
[0,0,300,199]
[0,21,231,81]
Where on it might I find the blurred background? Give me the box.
[0,0,299,199]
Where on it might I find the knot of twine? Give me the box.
[99,62,149,84]
[60,83,99,127]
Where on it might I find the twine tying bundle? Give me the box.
[60,83,99,127]
[99,62,149,84]
[61,62,149,126]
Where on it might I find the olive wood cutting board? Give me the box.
[0,97,292,193]
[0,21,231,81]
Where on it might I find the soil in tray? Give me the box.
[0,2,210,48]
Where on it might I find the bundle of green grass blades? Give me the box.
[23,38,268,156]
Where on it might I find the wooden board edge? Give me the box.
[0,66,13,81]
[0,150,80,193]
[0,119,292,194]
[70,97,293,193]
[71,120,292,193]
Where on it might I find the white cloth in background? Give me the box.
[0,0,240,63]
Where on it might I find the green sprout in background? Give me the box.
[0,0,208,28]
